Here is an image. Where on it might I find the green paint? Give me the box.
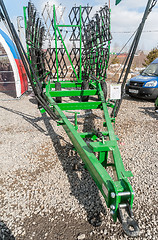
[49,89,97,97]
[24,2,136,225]
[23,7,30,60]
[115,0,122,5]
[79,5,82,82]
[56,27,79,81]
[42,80,135,221]
[58,101,102,111]
[53,5,59,82]
[50,82,82,89]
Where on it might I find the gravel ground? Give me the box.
[0,91,158,240]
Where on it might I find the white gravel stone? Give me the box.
[77,233,86,239]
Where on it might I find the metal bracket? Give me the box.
[118,203,140,237]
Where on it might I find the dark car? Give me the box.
[125,57,158,99]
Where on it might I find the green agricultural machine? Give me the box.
[0,0,157,237]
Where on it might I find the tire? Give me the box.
[55,82,62,103]
[100,81,107,101]
[81,81,89,102]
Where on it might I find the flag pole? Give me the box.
[109,0,110,8]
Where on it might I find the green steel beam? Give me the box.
[57,102,102,110]
[107,8,111,72]
[79,131,109,138]
[79,5,82,82]
[44,81,134,221]
[21,1,140,234]
[53,6,82,82]
[97,82,133,179]
[56,27,79,81]
[89,140,117,152]
[23,7,30,60]
[49,89,97,97]
[50,82,82,88]
[53,5,59,82]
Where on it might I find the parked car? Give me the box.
[125,58,158,99]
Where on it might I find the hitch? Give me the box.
[118,203,140,237]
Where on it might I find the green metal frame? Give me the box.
[23,2,137,230]
[53,5,82,82]
[23,7,30,61]
[39,79,134,222]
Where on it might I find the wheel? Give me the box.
[55,82,62,103]
[81,81,89,102]
[100,81,107,101]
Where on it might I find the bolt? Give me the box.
[110,205,115,210]
[110,210,114,215]
[111,192,115,198]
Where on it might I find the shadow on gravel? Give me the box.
[0,105,46,134]
[69,95,98,102]
[67,112,102,127]
[41,112,107,228]
[0,220,15,240]
[22,209,97,240]
[123,94,154,103]
[29,97,38,105]
[139,106,158,120]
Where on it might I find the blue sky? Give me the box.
[3,0,148,18]
[1,0,158,51]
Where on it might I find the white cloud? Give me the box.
[18,0,157,52]
[111,6,142,32]
[96,0,155,9]
[118,0,148,9]
[109,1,158,51]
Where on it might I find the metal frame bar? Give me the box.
[53,4,81,82]
[53,5,59,81]
[41,79,135,224]
[79,5,82,82]
[56,27,79,81]
[23,6,30,60]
